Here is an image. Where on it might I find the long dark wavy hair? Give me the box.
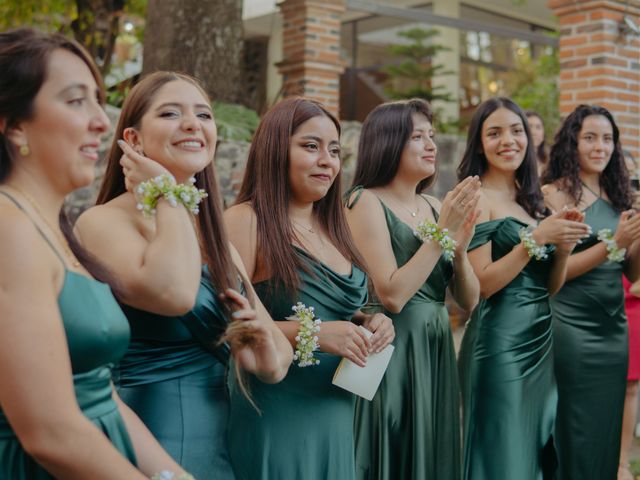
[457,97,545,218]
[235,97,365,293]
[525,110,548,166]
[351,98,435,192]
[0,27,115,285]
[97,71,239,306]
[541,104,632,212]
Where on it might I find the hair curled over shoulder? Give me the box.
[541,104,632,212]
[457,97,545,219]
[351,98,435,192]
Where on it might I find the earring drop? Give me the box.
[19,144,30,156]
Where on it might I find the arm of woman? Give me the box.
[112,392,188,477]
[625,240,640,282]
[225,203,371,368]
[345,189,442,314]
[75,146,201,316]
[466,193,531,298]
[0,213,146,480]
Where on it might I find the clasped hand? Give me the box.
[438,176,482,253]
[318,313,394,367]
[532,208,590,254]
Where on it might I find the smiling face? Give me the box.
[481,107,528,175]
[287,114,341,205]
[125,79,217,182]
[577,114,614,176]
[11,48,109,192]
[398,112,437,182]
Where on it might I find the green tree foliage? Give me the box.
[213,102,260,142]
[507,48,560,141]
[385,27,454,103]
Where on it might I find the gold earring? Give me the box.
[19,144,30,156]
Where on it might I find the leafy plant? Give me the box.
[506,47,560,141]
[384,27,455,104]
[212,102,260,142]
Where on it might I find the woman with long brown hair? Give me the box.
[0,28,192,479]
[345,98,480,480]
[224,97,395,480]
[76,71,292,479]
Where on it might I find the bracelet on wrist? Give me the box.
[518,226,549,260]
[291,302,321,367]
[151,471,195,480]
[414,221,457,262]
[136,174,208,217]
[597,228,626,262]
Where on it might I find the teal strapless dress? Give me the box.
[459,217,557,480]
[348,189,460,480]
[551,198,627,480]
[227,247,368,480]
[117,266,234,480]
[0,271,136,479]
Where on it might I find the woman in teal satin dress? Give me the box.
[224,97,395,480]
[541,105,640,480]
[456,97,590,480]
[0,28,188,479]
[77,72,292,479]
[344,98,481,480]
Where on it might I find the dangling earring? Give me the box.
[19,144,30,157]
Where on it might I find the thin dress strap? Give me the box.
[419,194,439,221]
[0,190,67,268]
[344,185,365,209]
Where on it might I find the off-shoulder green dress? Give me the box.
[347,188,460,480]
[551,198,628,479]
[117,266,235,480]
[459,217,557,480]
[0,191,136,479]
[227,247,368,480]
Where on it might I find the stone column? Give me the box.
[549,0,640,159]
[277,0,346,116]
[432,0,461,123]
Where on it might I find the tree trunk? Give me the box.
[142,0,244,104]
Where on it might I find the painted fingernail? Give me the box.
[117,139,126,148]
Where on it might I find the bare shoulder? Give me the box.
[75,196,135,236]
[542,181,573,211]
[346,188,384,214]
[0,203,58,289]
[224,202,256,227]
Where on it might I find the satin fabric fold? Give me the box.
[459,218,557,480]
[228,247,368,480]
[0,272,136,479]
[552,199,628,480]
[348,187,461,480]
[117,265,235,480]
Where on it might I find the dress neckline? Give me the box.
[292,244,354,278]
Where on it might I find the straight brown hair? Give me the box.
[235,97,365,292]
[97,71,238,306]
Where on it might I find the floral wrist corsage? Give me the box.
[414,220,457,262]
[597,228,626,262]
[136,174,207,217]
[519,226,549,260]
[290,302,321,367]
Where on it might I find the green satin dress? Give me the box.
[116,266,234,480]
[0,192,136,479]
[551,198,628,480]
[227,247,368,480]
[459,217,557,480]
[347,189,460,480]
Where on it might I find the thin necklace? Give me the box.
[580,179,602,198]
[381,192,421,217]
[8,186,81,268]
[292,218,316,234]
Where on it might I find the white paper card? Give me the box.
[332,326,394,401]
